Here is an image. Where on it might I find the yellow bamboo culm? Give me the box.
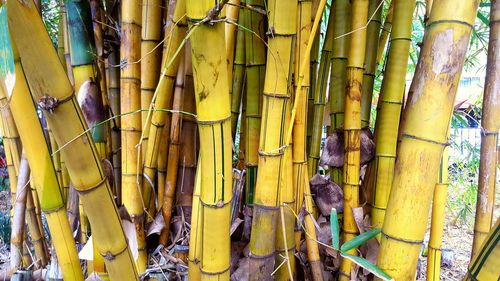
[25,184,48,268]
[225,0,241,92]
[0,97,20,205]
[3,43,84,280]
[328,0,350,185]
[308,2,334,177]
[375,1,479,280]
[376,0,393,65]
[339,1,368,279]
[244,0,265,206]
[120,0,147,272]
[8,1,140,279]
[360,0,382,128]
[142,0,186,215]
[188,159,202,281]
[427,146,449,281]
[471,0,500,258]
[186,1,233,279]
[370,0,415,230]
[230,9,245,138]
[140,0,163,147]
[464,219,500,281]
[159,51,186,245]
[247,0,297,278]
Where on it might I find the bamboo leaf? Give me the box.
[340,228,381,252]
[330,208,340,250]
[477,11,489,26]
[340,252,394,281]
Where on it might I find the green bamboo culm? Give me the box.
[308,2,334,177]
[360,0,382,128]
[65,0,97,93]
[230,10,246,139]
[328,0,351,185]
[247,0,298,278]
[244,0,266,206]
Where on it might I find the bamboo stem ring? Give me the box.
[199,266,230,275]
[381,231,423,245]
[427,19,473,28]
[74,176,108,195]
[37,94,74,113]
[42,204,66,214]
[101,244,129,261]
[401,134,450,146]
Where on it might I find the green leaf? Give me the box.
[330,208,340,250]
[340,253,394,281]
[477,11,489,26]
[340,228,381,252]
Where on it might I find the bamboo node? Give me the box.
[38,94,73,113]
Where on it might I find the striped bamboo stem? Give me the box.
[376,1,479,279]
[186,1,233,278]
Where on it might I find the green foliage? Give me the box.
[330,209,393,281]
[0,211,10,246]
[447,126,482,225]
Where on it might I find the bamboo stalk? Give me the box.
[89,0,112,161]
[61,4,75,86]
[25,184,48,267]
[175,48,197,223]
[328,0,351,185]
[338,1,369,279]
[140,0,163,145]
[9,154,29,273]
[464,219,500,281]
[142,0,186,216]
[66,0,97,94]
[306,23,320,154]
[304,169,323,281]
[360,0,382,128]
[308,3,334,177]
[230,10,246,139]
[376,0,393,65]
[187,159,202,280]
[0,102,20,206]
[375,1,479,279]
[244,0,266,206]
[4,43,84,280]
[186,1,233,278]
[8,1,140,278]
[370,0,415,230]
[120,0,147,271]
[471,0,500,258]
[107,44,122,204]
[225,0,241,92]
[159,51,187,245]
[247,0,297,278]
[427,146,449,281]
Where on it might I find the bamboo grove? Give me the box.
[0,0,498,280]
